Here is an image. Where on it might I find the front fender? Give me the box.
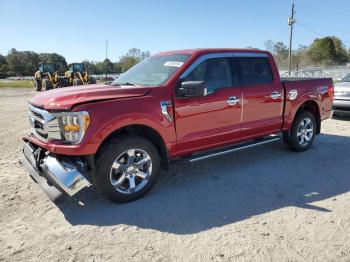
[93,112,175,145]
[74,95,177,155]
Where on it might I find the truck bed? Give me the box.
[281,77,334,131]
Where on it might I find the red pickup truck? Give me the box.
[20,48,334,203]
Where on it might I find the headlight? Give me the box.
[53,111,90,144]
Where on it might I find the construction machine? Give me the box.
[64,63,96,86]
[33,63,68,91]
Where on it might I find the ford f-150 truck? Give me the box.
[20,48,334,203]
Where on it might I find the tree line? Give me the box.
[0,48,150,78]
[1,36,350,78]
[265,36,350,70]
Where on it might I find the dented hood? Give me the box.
[29,84,151,110]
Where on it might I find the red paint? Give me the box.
[24,49,333,159]
[30,84,151,110]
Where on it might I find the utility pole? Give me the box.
[288,3,296,75]
[105,40,108,83]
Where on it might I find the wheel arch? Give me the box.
[96,124,170,169]
[294,100,321,134]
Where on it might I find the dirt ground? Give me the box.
[0,88,350,262]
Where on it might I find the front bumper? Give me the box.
[19,142,91,202]
[333,99,350,116]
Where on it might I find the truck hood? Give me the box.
[29,84,151,110]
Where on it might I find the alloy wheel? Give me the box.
[109,149,152,194]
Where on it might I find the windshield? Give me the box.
[72,64,84,72]
[111,54,190,86]
[342,73,350,82]
[42,64,55,72]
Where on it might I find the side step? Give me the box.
[171,134,281,165]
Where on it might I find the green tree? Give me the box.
[0,53,8,78]
[6,48,39,76]
[95,61,105,74]
[103,58,114,73]
[292,45,311,69]
[119,48,150,72]
[38,53,68,72]
[82,60,97,74]
[308,37,348,66]
[273,42,289,69]
[113,62,122,74]
[0,53,6,65]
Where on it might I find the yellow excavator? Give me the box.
[64,63,96,86]
[33,63,68,91]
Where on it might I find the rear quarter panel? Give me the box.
[282,78,333,131]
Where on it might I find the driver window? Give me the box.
[183,57,233,94]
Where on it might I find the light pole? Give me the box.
[288,3,296,76]
[105,40,108,83]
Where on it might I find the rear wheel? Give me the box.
[41,79,53,90]
[34,80,42,91]
[94,136,160,203]
[73,79,82,86]
[283,111,316,152]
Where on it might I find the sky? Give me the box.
[1,0,350,63]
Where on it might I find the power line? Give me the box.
[295,22,326,37]
[296,22,350,46]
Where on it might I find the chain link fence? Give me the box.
[280,65,350,80]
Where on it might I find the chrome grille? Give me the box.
[28,104,61,142]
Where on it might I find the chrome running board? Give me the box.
[172,134,281,164]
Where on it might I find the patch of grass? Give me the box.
[0,80,33,88]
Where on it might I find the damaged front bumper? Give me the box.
[19,141,91,202]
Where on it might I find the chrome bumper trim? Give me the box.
[41,156,91,196]
[20,142,91,201]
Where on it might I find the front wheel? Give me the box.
[41,79,53,90]
[33,80,42,91]
[73,79,82,86]
[94,136,160,203]
[283,111,316,152]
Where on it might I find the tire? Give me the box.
[283,111,316,152]
[58,78,69,88]
[88,77,96,84]
[42,79,53,90]
[34,80,42,91]
[330,110,336,118]
[94,135,161,203]
[73,79,82,86]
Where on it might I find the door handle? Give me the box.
[227,96,240,106]
[270,91,282,99]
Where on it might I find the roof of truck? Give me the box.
[156,48,271,56]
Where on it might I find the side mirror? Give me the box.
[177,81,207,98]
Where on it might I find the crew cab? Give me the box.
[20,48,334,203]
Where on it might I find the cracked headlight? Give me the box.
[53,111,90,144]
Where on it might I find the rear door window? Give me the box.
[236,57,273,85]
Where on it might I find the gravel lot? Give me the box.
[1,88,350,262]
